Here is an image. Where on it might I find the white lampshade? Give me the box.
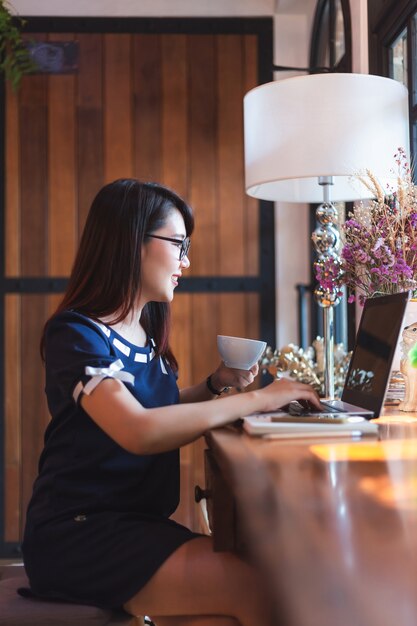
[244,73,410,203]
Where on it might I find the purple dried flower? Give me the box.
[410,213,417,227]
[373,237,385,251]
[393,258,413,278]
[323,151,417,299]
[355,249,370,263]
[341,246,354,263]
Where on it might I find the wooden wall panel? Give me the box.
[47,294,63,316]
[19,38,48,276]
[77,34,104,235]
[161,35,188,198]
[247,293,261,354]
[191,294,219,383]
[4,295,21,541]
[3,30,262,543]
[219,293,247,339]
[48,34,77,276]
[133,35,162,181]
[5,84,20,277]
[171,294,192,389]
[104,35,133,182]
[217,36,246,276]
[188,36,218,276]
[243,36,259,276]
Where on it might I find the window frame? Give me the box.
[369,0,417,165]
[310,0,352,72]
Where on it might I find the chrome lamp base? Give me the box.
[311,176,342,399]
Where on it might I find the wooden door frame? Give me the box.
[0,16,274,557]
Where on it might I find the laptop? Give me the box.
[244,291,410,433]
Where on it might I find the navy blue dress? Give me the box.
[22,311,199,609]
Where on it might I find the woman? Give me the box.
[22,179,320,626]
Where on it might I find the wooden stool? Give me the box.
[0,564,144,626]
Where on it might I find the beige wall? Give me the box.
[273,2,315,347]
[351,0,369,73]
[11,0,275,16]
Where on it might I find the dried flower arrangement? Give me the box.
[316,148,417,304]
[260,339,352,398]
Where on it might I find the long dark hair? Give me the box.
[41,179,194,370]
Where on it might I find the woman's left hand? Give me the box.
[210,361,259,393]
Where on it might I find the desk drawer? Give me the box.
[201,449,246,553]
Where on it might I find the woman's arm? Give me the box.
[179,362,258,403]
[81,376,320,455]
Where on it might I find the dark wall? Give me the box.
[368,0,397,31]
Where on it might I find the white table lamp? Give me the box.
[244,73,409,398]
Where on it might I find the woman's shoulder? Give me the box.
[48,309,101,328]
[45,310,111,348]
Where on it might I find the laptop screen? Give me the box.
[341,291,409,416]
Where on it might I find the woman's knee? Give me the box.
[123,537,267,623]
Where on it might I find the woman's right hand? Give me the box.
[256,378,321,413]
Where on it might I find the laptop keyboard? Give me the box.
[318,402,342,413]
[288,400,342,416]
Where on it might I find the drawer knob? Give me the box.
[194,485,211,502]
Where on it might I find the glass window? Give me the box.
[412,15,417,106]
[389,28,408,88]
[412,121,417,166]
[334,0,346,65]
[316,2,330,68]
[310,0,350,71]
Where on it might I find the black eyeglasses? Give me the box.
[146,234,191,261]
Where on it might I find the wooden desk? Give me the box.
[204,413,417,626]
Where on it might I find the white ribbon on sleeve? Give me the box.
[73,358,135,402]
[84,359,135,394]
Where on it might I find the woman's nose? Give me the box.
[181,254,190,269]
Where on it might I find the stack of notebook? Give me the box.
[242,413,379,438]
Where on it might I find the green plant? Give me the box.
[0,0,36,89]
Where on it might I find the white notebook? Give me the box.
[242,413,379,438]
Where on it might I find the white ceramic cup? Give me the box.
[217,335,267,370]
